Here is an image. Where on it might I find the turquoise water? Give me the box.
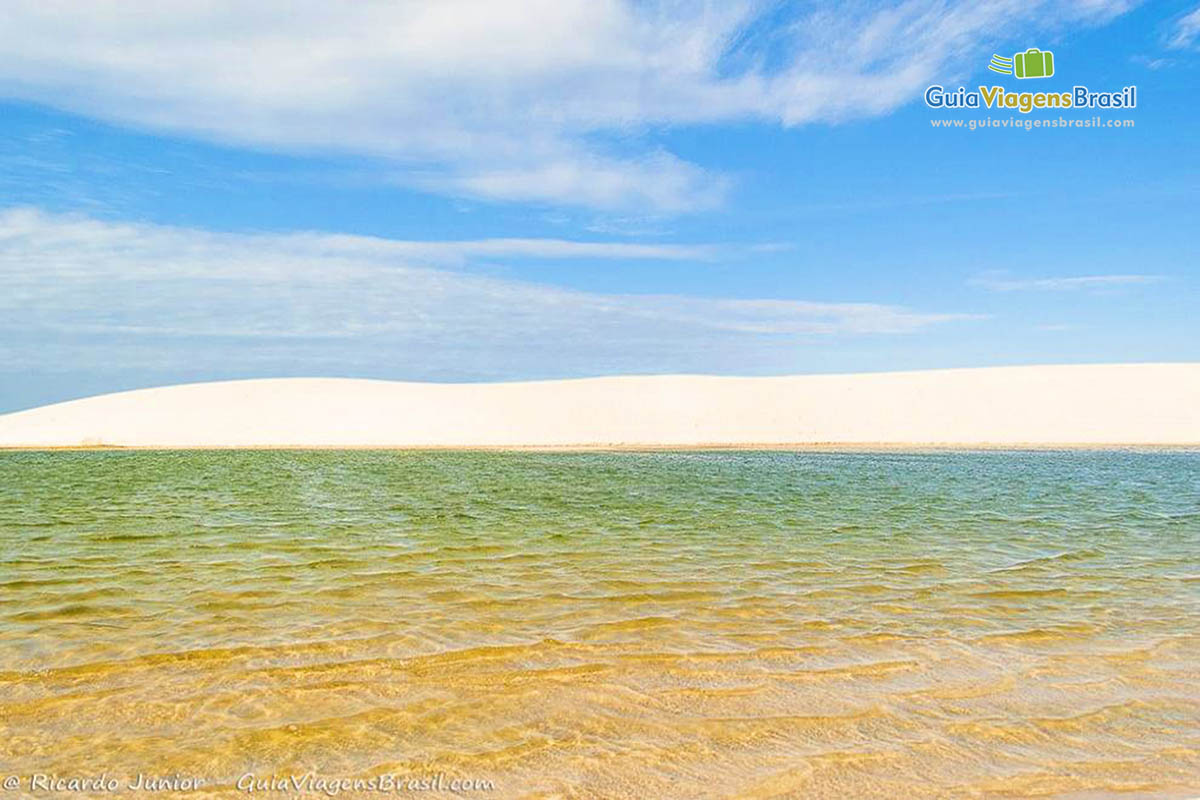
[1,450,1198,798]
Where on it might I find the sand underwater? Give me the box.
[1,449,1197,798]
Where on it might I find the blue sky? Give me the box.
[1,0,1197,412]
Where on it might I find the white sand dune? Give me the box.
[0,364,1197,448]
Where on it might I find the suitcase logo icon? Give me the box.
[988,48,1055,79]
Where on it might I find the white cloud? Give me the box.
[436,152,731,214]
[971,273,1163,291]
[1167,5,1200,48]
[0,207,973,378]
[0,0,1137,211]
[0,206,716,268]
[1130,54,1171,69]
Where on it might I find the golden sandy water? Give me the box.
[1,450,1198,798]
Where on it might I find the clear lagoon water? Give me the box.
[1,450,1198,798]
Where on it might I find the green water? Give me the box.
[1,450,1198,798]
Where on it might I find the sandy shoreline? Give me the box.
[1,363,1198,448]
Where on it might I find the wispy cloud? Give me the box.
[971,273,1164,292]
[1130,54,1171,70]
[1167,4,1200,48]
[274,233,722,266]
[0,207,974,380]
[0,0,1138,212]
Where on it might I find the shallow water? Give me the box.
[1,450,1198,798]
